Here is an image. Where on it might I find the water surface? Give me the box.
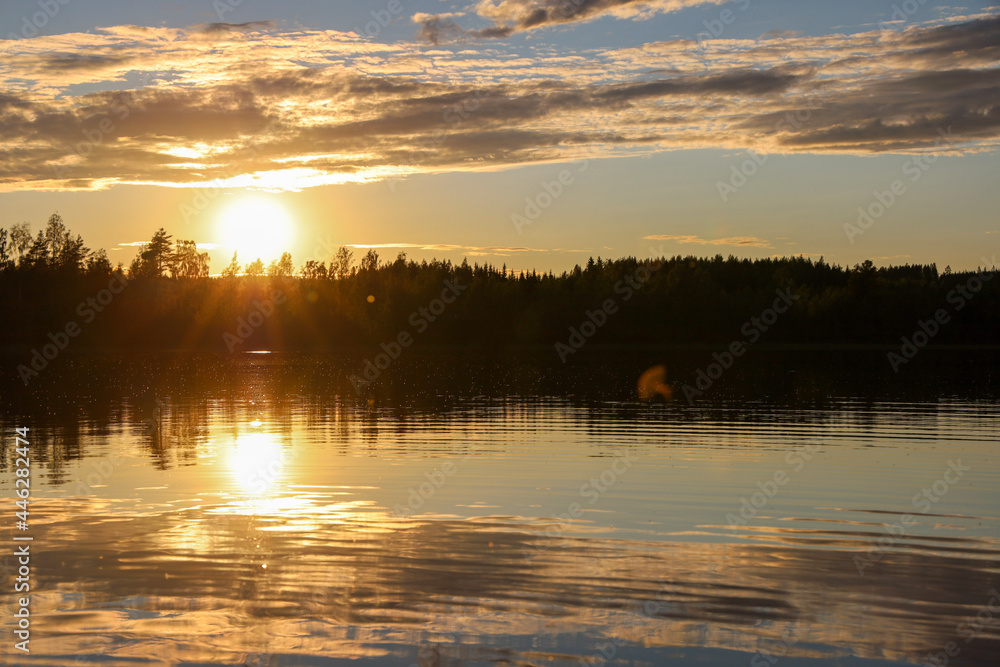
[1,351,998,666]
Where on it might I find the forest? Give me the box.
[1,214,997,356]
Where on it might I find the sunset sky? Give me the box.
[1,0,997,273]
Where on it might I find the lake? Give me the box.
[1,350,998,666]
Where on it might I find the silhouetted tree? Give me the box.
[25,230,49,269]
[9,223,31,267]
[44,214,67,259]
[222,252,241,278]
[360,249,379,272]
[60,234,90,272]
[3,213,999,353]
[268,252,294,277]
[331,247,354,279]
[86,249,113,276]
[130,228,175,278]
[42,214,90,273]
[245,258,265,277]
[172,240,210,278]
[301,260,327,279]
[0,228,9,271]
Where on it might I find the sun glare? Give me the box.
[218,197,295,264]
[229,432,285,496]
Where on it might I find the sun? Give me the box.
[218,196,295,264]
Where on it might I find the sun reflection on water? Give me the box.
[229,432,286,497]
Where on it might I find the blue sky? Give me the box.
[0,0,972,42]
[1,0,997,273]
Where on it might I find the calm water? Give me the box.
[1,351,998,666]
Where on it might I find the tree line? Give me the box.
[1,215,997,354]
[0,216,363,280]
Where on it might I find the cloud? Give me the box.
[345,243,550,255]
[193,21,276,36]
[1,14,998,192]
[416,0,727,43]
[644,235,773,248]
[417,17,472,44]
